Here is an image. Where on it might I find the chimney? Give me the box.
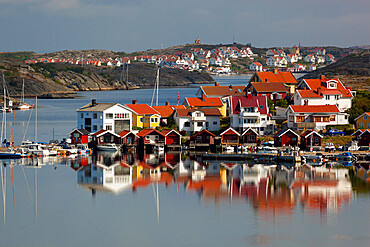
[265,79,268,82]
[273,69,278,74]
[215,82,219,86]
[92,99,97,106]
[132,99,137,104]
[201,94,206,101]
[317,87,322,95]
[320,75,325,80]
[229,85,232,89]
[165,101,170,106]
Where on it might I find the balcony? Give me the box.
[192,116,206,121]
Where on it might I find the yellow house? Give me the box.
[184,95,227,117]
[126,101,161,129]
[355,112,370,129]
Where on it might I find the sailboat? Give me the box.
[19,79,30,110]
[150,67,160,107]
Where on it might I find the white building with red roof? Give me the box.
[249,62,263,71]
[173,108,222,133]
[229,95,272,134]
[294,75,354,112]
[286,104,349,130]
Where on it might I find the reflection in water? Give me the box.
[0,152,367,227]
[69,152,358,220]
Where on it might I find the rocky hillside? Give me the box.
[0,58,214,97]
[302,51,370,89]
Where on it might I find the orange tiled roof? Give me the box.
[126,104,159,115]
[152,105,175,118]
[301,78,353,98]
[176,108,222,117]
[200,86,246,97]
[137,129,165,137]
[256,71,298,84]
[185,97,223,107]
[250,82,288,93]
[290,105,340,113]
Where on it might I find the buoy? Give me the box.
[313,159,315,163]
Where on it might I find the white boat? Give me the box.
[97,144,118,152]
[258,146,278,154]
[23,144,50,156]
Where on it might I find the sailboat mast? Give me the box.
[156,68,159,106]
[35,97,37,144]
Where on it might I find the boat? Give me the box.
[302,155,324,166]
[0,149,22,159]
[97,144,118,152]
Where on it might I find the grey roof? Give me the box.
[77,103,118,112]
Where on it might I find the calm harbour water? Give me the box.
[0,75,369,247]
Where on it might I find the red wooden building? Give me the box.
[70,129,90,144]
[220,127,240,146]
[274,129,299,147]
[119,130,138,145]
[161,129,182,145]
[241,127,258,145]
[358,129,370,146]
[91,129,121,144]
[300,130,323,150]
[137,129,165,148]
[190,129,215,145]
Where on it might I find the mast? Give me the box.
[1,75,6,147]
[35,97,37,144]
[150,67,160,107]
[22,79,25,104]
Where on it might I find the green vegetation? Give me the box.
[31,63,86,75]
[322,136,353,146]
[346,90,370,124]
[0,51,34,61]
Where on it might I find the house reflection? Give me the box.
[72,153,353,217]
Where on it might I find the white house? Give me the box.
[77,99,133,133]
[173,108,222,134]
[229,95,272,134]
[209,57,223,66]
[266,49,279,57]
[325,54,335,63]
[294,76,354,112]
[308,64,317,71]
[286,104,349,130]
[304,54,316,63]
[266,57,278,67]
[315,56,325,64]
[249,62,263,71]
[286,54,298,63]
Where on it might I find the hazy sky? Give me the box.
[0,0,369,53]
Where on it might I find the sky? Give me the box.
[0,0,369,53]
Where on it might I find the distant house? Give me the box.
[77,99,133,133]
[325,54,335,63]
[289,45,300,55]
[220,127,240,146]
[266,49,279,57]
[300,130,323,150]
[355,112,370,129]
[249,62,263,71]
[304,54,316,63]
[274,129,299,147]
[70,129,90,144]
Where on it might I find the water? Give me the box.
[0,75,369,247]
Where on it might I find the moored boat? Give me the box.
[97,143,118,152]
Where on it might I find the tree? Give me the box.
[346,90,370,124]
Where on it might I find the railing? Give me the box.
[192,116,206,121]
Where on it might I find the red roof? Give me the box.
[91,129,107,136]
[185,97,223,107]
[290,105,340,113]
[253,62,262,66]
[230,95,268,115]
[161,129,181,136]
[137,129,165,137]
[152,105,176,118]
[301,78,353,98]
[256,71,298,84]
[191,129,216,137]
[126,104,159,115]
[200,86,245,97]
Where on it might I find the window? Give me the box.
[335,95,340,100]
[197,136,202,140]
[93,113,97,119]
[93,125,97,131]
[323,116,330,122]
[359,122,364,128]
[80,113,84,118]
[100,113,102,119]
[197,122,203,127]
[289,116,294,122]
[106,113,113,119]
[106,125,112,131]
[206,122,209,128]
[196,112,201,117]
[213,121,217,125]
[367,123,370,128]
[260,105,263,109]
[184,122,190,127]
[140,118,143,123]
[151,118,158,123]
[73,133,79,137]
[330,115,336,121]
[296,116,305,122]
[364,115,368,120]
[325,95,330,100]
[314,116,321,122]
